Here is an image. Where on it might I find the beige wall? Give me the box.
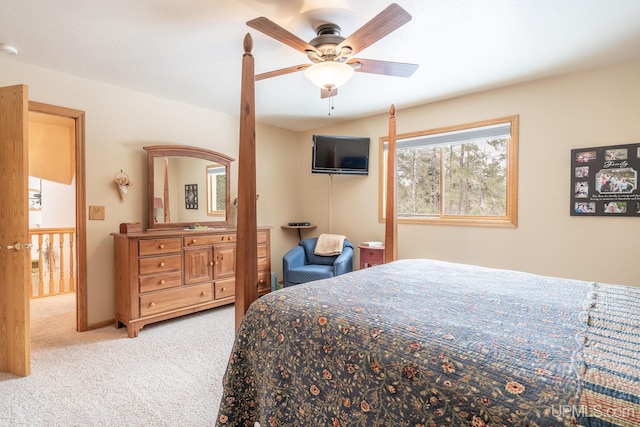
[300,59,640,287]
[3,56,639,327]
[0,57,300,325]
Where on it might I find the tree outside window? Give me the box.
[380,115,518,227]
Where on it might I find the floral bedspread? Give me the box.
[216,259,640,426]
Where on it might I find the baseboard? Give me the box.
[87,318,115,330]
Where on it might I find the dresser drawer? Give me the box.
[139,238,182,256]
[184,234,235,247]
[257,243,267,259]
[214,277,235,300]
[139,271,182,293]
[140,283,212,317]
[257,270,270,293]
[257,231,268,244]
[257,254,269,272]
[139,255,182,275]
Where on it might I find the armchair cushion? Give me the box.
[283,237,354,287]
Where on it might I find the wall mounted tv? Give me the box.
[311,134,370,175]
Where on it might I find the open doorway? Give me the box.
[28,101,87,332]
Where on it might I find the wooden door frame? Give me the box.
[29,101,88,332]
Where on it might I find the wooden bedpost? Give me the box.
[384,104,398,262]
[235,33,258,331]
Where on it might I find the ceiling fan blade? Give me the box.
[348,58,418,77]
[255,64,310,81]
[336,3,412,56]
[247,17,320,55]
[320,87,338,99]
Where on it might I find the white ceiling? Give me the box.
[2,0,640,132]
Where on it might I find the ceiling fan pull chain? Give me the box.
[328,94,335,116]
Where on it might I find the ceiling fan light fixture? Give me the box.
[305,61,355,90]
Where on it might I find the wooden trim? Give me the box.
[235,34,258,331]
[29,101,88,332]
[143,145,234,230]
[506,115,519,227]
[87,319,114,330]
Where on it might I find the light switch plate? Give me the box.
[89,205,105,220]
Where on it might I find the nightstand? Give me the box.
[358,244,385,269]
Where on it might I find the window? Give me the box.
[380,115,518,226]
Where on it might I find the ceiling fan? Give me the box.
[247,3,419,99]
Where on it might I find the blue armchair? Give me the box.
[282,237,354,287]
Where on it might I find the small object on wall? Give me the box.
[114,170,132,201]
[89,205,105,220]
[119,222,142,234]
[185,184,198,209]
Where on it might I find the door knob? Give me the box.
[6,242,33,251]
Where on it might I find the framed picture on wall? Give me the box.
[570,143,640,216]
[185,184,198,209]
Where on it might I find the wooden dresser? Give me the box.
[112,227,271,337]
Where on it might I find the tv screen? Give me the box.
[312,135,370,175]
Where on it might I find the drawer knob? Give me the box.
[192,239,197,244]
[200,291,206,296]
[220,287,225,292]
[159,244,165,249]
[159,262,165,267]
[258,279,264,284]
[209,261,214,266]
[160,279,165,285]
[149,302,155,307]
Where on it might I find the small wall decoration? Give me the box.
[571,143,640,216]
[114,170,132,201]
[185,184,198,209]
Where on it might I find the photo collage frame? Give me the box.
[185,184,198,209]
[571,143,640,216]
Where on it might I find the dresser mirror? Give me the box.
[144,145,234,230]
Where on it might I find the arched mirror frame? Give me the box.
[144,145,234,230]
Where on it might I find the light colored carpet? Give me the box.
[0,293,236,426]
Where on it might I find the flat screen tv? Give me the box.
[311,134,370,175]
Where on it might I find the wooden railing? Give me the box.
[28,227,76,298]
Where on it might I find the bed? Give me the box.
[223,34,640,426]
[218,258,640,426]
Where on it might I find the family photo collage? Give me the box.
[571,143,640,216]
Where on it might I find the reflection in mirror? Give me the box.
[207,164,226,216]
[145,145,234,230]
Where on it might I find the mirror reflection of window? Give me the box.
[207,164,226,216]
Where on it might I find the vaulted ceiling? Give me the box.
[2,0,640,131]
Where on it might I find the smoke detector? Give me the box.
[0,44,19,55]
